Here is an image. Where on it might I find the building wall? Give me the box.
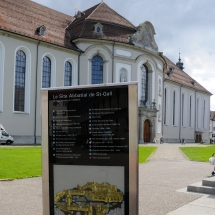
[163,80,210,143]
[0,32,211,144]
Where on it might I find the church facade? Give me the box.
[0,0,212,144]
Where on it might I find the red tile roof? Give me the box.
[68,22,135,44]
[162,55,212,95]
[0,0,213,97]
[0,0,80,51]
[69,2,136,30]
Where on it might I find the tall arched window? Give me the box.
[92,55,103,84]
[14,50,26,111]
[182,93,184,126]
[140,65,148,105]
[164,88,167,125]
[203,99,207,129]
[42,56,51,88]
[173,90,176,126]
[64,61,72,86]
[197,97,201,129]
[189,95,192,127]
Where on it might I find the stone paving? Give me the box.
[0,143,214,215]
[139,143,213,215]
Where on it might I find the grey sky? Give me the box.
[32,0,215,110]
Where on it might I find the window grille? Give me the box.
[173,91,175,125]
[64,61,72,86]
[92,56,103,84]
[42,56,51,88]
[14,50,26,111]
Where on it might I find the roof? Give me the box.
[211,111,215,121]
[0,0,80,51]
[67,2,136,44]
[163,55,212,95]
[69,2,136,30]
[68,21,136,44]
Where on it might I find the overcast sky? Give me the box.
[32,0,215,110]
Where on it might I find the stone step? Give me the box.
[202,178,215,187]
[187,180,215,195]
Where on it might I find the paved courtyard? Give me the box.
[0,143,214,215]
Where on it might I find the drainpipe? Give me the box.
[112,42,115,83]
[34,40,40,145]
[179,85,182,142]
[78,52,81,85]
[194,90,197,142]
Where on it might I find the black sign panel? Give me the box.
[48,86,129,215]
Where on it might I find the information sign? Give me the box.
[41,83,138,215]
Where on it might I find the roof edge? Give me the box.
[86,2,103,20]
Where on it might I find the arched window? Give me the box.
[164,88,167,125]
[64,61,72,86]
[120,68,127,82]
[189,95,192,127]
[197,97,201,129]
[182,93,185,126]
[140,65,148,105]
[14,50,26,111]
[92,55,103,84]
[173,91,176,126]
[203,99,207,129]
[42,56,51,88]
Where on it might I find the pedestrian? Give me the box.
[160,136,163,144]
[153,137,156,143]
[181,138,185,145]
[209,153,215,176]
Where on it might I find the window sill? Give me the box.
[13,111,29,115]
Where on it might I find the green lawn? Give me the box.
[0,146,156,180]
[180,145,215,162]
[139,146,157,163]
[0,147,41,180]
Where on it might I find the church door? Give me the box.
[144,119,150,142]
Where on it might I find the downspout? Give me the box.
[160,53,166,141]
[194,90,196,142]
[162,78,164,138]
[34,40,40,145]
[112,42,115,83]
[179,85,182,142]
[78,52,81,85]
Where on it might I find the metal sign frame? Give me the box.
[41,82,138,215]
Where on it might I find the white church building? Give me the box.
[0,0,212,144]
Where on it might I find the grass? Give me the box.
[0,147,41,180]
[139,146,157,163]
[180,145,215,162]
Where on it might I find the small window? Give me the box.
[37,25,46,36]
[94,23,103,35]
